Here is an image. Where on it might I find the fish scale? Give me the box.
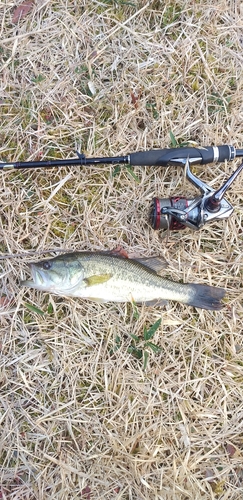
[74,253,188,303]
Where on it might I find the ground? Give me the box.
[0,1,243,499]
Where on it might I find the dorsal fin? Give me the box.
[102,247,168,274]
[133,256,168,273]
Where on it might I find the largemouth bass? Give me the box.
[21,252,225,310]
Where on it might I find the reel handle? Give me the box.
[205,162,243,212]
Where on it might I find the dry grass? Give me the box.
[0,0,243,498]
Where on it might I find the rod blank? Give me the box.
[0,145,242,170]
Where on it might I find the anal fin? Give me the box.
[136,299,168,307]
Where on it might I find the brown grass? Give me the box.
[0,1,243,498]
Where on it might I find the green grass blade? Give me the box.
[125,165,140,183]
[169,131,178,147]
[24,303,45,316]
[143,319,162,341]
[145,342,162,353]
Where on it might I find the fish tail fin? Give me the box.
[185,284,226,310]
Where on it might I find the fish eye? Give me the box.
[42,261,52,270]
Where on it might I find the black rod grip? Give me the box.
[129,145,234,166]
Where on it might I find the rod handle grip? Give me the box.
[129,145,235,166]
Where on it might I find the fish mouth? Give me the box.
[30,264,45,285]
[21,264,46,289]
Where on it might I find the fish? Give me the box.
[20,251,226,310]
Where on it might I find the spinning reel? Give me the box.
[151,158,243,231]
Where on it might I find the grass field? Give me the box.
[0,1,243,499]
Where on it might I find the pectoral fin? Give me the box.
[83,273,112,286]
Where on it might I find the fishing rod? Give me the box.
[1,144,243,169]
[1,144,243,231]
